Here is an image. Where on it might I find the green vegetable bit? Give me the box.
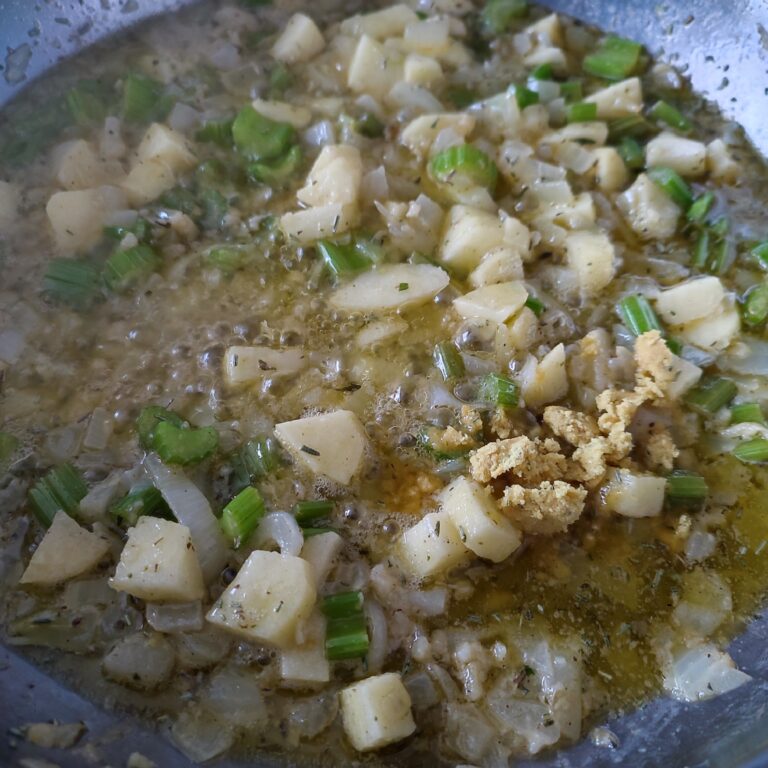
[433,341,466,381]
[43,259,101,308]
[67,79,113,125]
[687,191,715,224]
[152,421,219,465]
[524,296,545,316]
[478,373,519,407]
[247,144,303,186]
[608,114,654,141]
[136,406,186,450]
[616,136,645,169]
[583,35,643,81]
[648,100,692,133]
[513,85,539,110]
[294,499,334,526]
[103,245,160,292]
[741,283,768,327]
[647,166,694,210]
[617,294,663,336]
[232,105,295,162]
[322,590,369,660]
[684,377,737,416]
[730,403,765,426]
[751,241,768,271]
[430,144,498,191]
[733,439,768,465]
[665,470,708,507]
[559,81,584,103]
[566,102,598,123]
[110,486,169,526]
[195,119,234,147]
[480,0,528,35]
[317,239,373,277]
[28,464,88,527]
[122,73,172,123]
[321,590,364,620]
[220,486,265,545]
[238,436,282,481]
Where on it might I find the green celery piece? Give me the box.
[247,144,303,186]
[153,421,219,465]
[103,244,160,292]
[122,73,173,123]
[136,406,186,450]
[232,105,295,162]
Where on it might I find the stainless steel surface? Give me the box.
[1,1,768,766]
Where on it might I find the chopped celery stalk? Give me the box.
[684,377,737,416]
[269,63,294,96]
[110,486,169,526]
[28,464,88,527]
[302,526,337,537]
[583,35,643,80]
[752,241,768,270]
[647,166,694,209]
[567,102,598,123]
[608,114,654,141]
[417,427,472,461]
[478,373,519,407]
[160,186,199,216]
[205,246,249,273]
[710,216,729,238]
[104,217,152,244]
[152,422,219,465]
[322,590,364,620]
[352,236,385,265]
[136,406,186,450]
[294,499,334,526]
[692,228,711,269]
[666,471,708,506]
[730,403,765,426]
[430,144,498,191]
[103,244,160,292]
[524,296,545,316]
[530,63,553,80]
[199,188,229,230]
[67,79,111,125]
[354,112,385,138]
[240,436,282,480]
[481,0,528,34]
[220,486,265,545]
[648,100,692,133]
[707,237,734,276]
[232,105,295,162]
[513,85,539,110]
[733,439,768,464]
[122,73,172,123]
[434,341,466,381]
[741,283,768,327]
[317,240,372,277]
[43,259,101,308]
[617,294,663,336]
[687,191,715,223]
[325,618,370,660]
[0,432,19,472]
[616,137,645,169]
[247,144,302,186]
[559,81,583,103]
[195,119,234,147]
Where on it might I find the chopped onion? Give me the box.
[83,407,114,451]
[0,329,26,364]
[403,672,440,711]
[285,693,339,740]
[408,587,449,617]
[102,633,175,689]
[253,511,303,557]
[208,41,241,70]
[364,599,388,673]
[443,702,498,764]
[174,626,232,670]
[388,82,443,114]
[685,531,717,562]
[302,120,336,148]
[168,102,202,133]
[171,706,235,762]
[722,337,768,376]
[145,453,230,582]
[426,662,460,701]
[662,643,751,702]
[146,601,204,634]
[201,665,268,727]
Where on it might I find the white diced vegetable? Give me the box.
[340,673,416,752]
[46,187,127,254]
[666,355,703,400]
[603,469,666,518]
[585,77,643,119]
[541,122,609,147]
[224,346,307,385]
[206,550,316,648]
[706,139,741,184]
[520,343,568,409]
[271,13,325,64]
[110,517,205,602]
[0,181,19,232]
[617,172,680,240]
[403,18,451,56]
[280,643,330,686]
[564,230,616,297]
[135,123,196,172]
[677,301,741,351]
[439,205,506,274]
[441,476,521,562]
[340,4,418,38]
[20,511,109,586]
[386,82,444,115]
[330,264,450,313]
[400,113,475,157]
[468,246,524,288]
[347,35,403,98]
[400,511,470,579]
[523,46,567,74]
[280,203,359,244]
[662,643,751,702]
[452,281,528,324]
[121,159,176,206]
[301,531,343,585]
[404,54,443,86]
[356,317,409,348]
[593,147,628,191]
[297,144,363,208]
[645,132,707,178]
[654,276,725,325]
[252,99,312,129]
[274,410,368,485]
[103,633,175,690]
[526,13,563,46]
[673,570,732,635]
[506,306,539,350]
[52,140,108,190]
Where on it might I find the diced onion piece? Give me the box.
[453,281,528,324]
[662,643,751,702]
[301,530,343,585]
[404,54,443,87]
[146,601,204,633]
[103,633,175,690]
[707,139,741,184]
[271,13,325,64]
[356,317,409,348]
[603,469,666,517]
[400,113,476,158]
[253,511,304,557]
[224,346,307,385]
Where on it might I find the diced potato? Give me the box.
[617,172,680,240]
[441,476,521,562]
[526,13,563,46]
[20,511,109,586]
[0,181,19,231]
[585,77,643,119]
[301,531,343,585]
[666,355,703,400]
[453,281,528,324]
[468,246,524,288]
[404,54,443,87]
[520,343,568,409]
[135,123,196,172]
[593,147,629,192]
[274,410,368,485]
[541,122,609,147]
[252,99,312,129]
[110,517,205,602]
[677,301,740,351]
[506,306,539,350]
[376,194,445,254]
[439,205,506,274]
[399,511,470,579]
[403,18,451,56]
[523,46,567,75]
[645,132,707,178]
[400,113,475,158]
[121,159,176,206]
[207,550,316,648]
[271,13,325,64]
[296,144,363,208]
[46,187,127,254]
[565,230,616,297]
[707,139,741,184]
[348,35,403,98]
[654,276,725,325]
[330,264,450,313]
[280,643,330,686]
[603,469,666,518]
[550,191,596,230]
[52,140,108,190]
[472,92,521,140]
[356,317,409,347]
[501,214,532,259]
[280,203,359,244]
[386,82,444,115]
[224,346,307,384]
[340,4,418,38]
[340,673,416,752]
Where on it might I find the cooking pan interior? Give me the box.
[1,0,768,766]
